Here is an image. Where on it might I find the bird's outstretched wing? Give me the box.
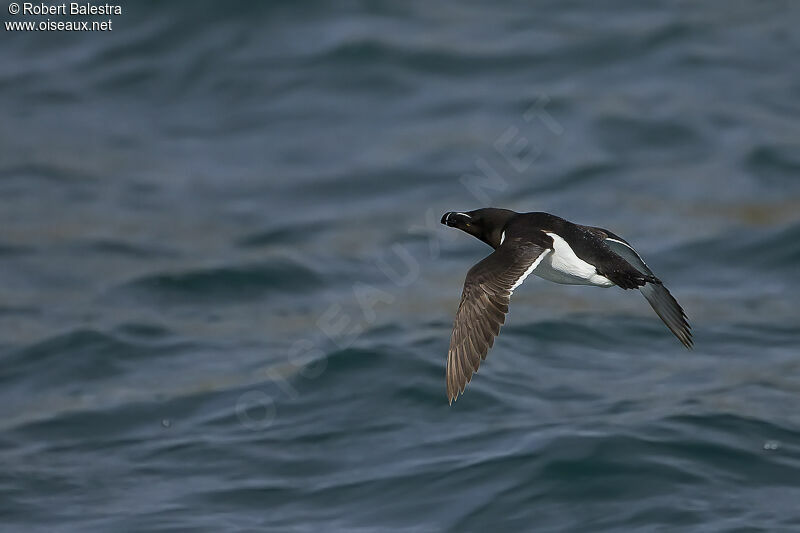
[596,230,693,348]
[447,238,551,404]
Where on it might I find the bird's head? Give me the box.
[441,208,516,249]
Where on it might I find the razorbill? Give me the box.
[441,208,692,404]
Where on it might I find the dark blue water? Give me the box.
[2,1,800,531]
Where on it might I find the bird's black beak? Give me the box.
[441,211,468,227]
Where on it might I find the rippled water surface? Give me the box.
[2,1,800,531]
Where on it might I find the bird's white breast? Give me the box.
[533,232,614,287]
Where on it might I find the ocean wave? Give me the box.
[118,259,322,303]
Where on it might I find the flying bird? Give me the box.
[441,208,691,404]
